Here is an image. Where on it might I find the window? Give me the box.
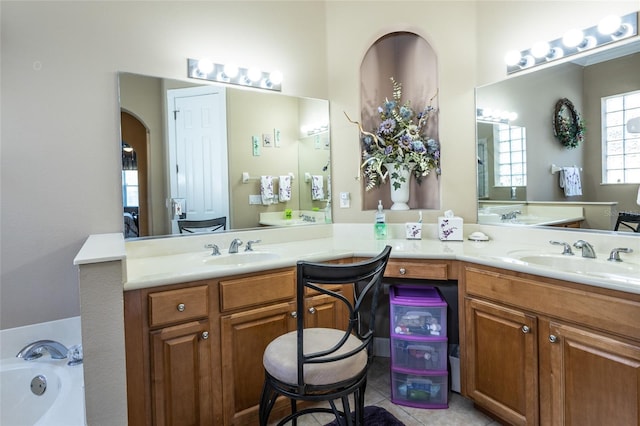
[122,170,139,207]
[494,124,526,187]
[602,91,640,184]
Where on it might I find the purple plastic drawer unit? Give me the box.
[392,337,448,371]
[390,285,449,409]
[390,286,447,338]
[391,371,449,409]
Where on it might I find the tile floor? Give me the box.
[270,356,502,425]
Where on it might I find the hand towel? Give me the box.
[559,167,582,197]
[311,175,324,200]
[278,175,291,202]
[260,175,275,205]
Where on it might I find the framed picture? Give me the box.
[262,133,272,147]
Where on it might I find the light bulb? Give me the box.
[223,64,239,79]
[197,59,214,75]
[598,15,622,35]
[247,68,262,82]
[504,50,522,66]
[563,29,584,48]
[531,41,550,58]
[269,70,283,85]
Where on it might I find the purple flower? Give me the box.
[378,118,396,135]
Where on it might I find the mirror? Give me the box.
[476,40,640,231]
[119,73,330,237]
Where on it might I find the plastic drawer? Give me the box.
[391,337,448,371]
[391,370,448,409]
[390,286,447,338]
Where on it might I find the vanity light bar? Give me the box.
[187,58,283,92]
[505,11,638,74]
[476,108,517,124]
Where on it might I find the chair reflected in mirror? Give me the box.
[259,245,392,426]
[177,217,226,234]
[614,212,640,233]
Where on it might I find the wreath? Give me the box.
[552,98,585,149]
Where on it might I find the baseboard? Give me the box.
[373,337,390,357]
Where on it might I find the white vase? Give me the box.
[385,163,411,210]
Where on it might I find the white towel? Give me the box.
[260,175,275,205]
[311,175,324,200]
[278,175,291,202]
[559,167,582,197]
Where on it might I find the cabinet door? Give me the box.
[465,298,538,426]
[547,321,640,426]
[304,292,346,329]
[150,319,213,426]
[220,302,293,426]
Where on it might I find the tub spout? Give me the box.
[16,340,68,361]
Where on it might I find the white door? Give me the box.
[167,86,229,233]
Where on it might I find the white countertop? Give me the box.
[76,223,640,295]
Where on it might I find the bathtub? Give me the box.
[0,317,86,426]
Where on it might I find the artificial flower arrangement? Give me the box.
[346,77,441,191]
[553,98,586,149]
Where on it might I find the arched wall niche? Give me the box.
[360,31,440,211]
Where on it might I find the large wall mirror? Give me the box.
[119,72,330,238]
[476,40,640,232]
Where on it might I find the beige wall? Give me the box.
[0,0,329,329]
[1,1,638,330]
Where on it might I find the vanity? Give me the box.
[75,223,640,426]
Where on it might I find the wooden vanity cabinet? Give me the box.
[124,283,216,426]
[124,263,353,426]
[461,264,640,426]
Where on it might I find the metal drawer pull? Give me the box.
[177,303,185,312]
[399,268,406,275]
[291,311,297,318]
[308,307,316,314]
[549,335,558,343]
[201,331,209,340]
[521,325,530,334]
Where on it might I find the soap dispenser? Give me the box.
[374,200,387,240]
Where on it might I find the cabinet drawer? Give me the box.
[385,259,448,280]
[220,269,296,312]
[464,265,640,340]
[148,285,209,328]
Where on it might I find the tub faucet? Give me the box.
[16,340,68,361]
[229,238,243,254]
[573,240,596,258]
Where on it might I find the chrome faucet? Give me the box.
[501,210,522,221]
[245,240,261,251]
[573,240,596,258]
[16,340,68,361]
[608,247,633,262]
[229,238,243,254]
[550,240,574,255]
[204,243,221,256]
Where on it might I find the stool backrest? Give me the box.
[294,245,392,387]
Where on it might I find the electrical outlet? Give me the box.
[339,192,350,208]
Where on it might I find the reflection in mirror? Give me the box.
[477,40,640,232]
[118,73,330,238]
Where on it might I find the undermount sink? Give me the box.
[201,251,281,266]
[492,251,640,284]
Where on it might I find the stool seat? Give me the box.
[263,328,367,386]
